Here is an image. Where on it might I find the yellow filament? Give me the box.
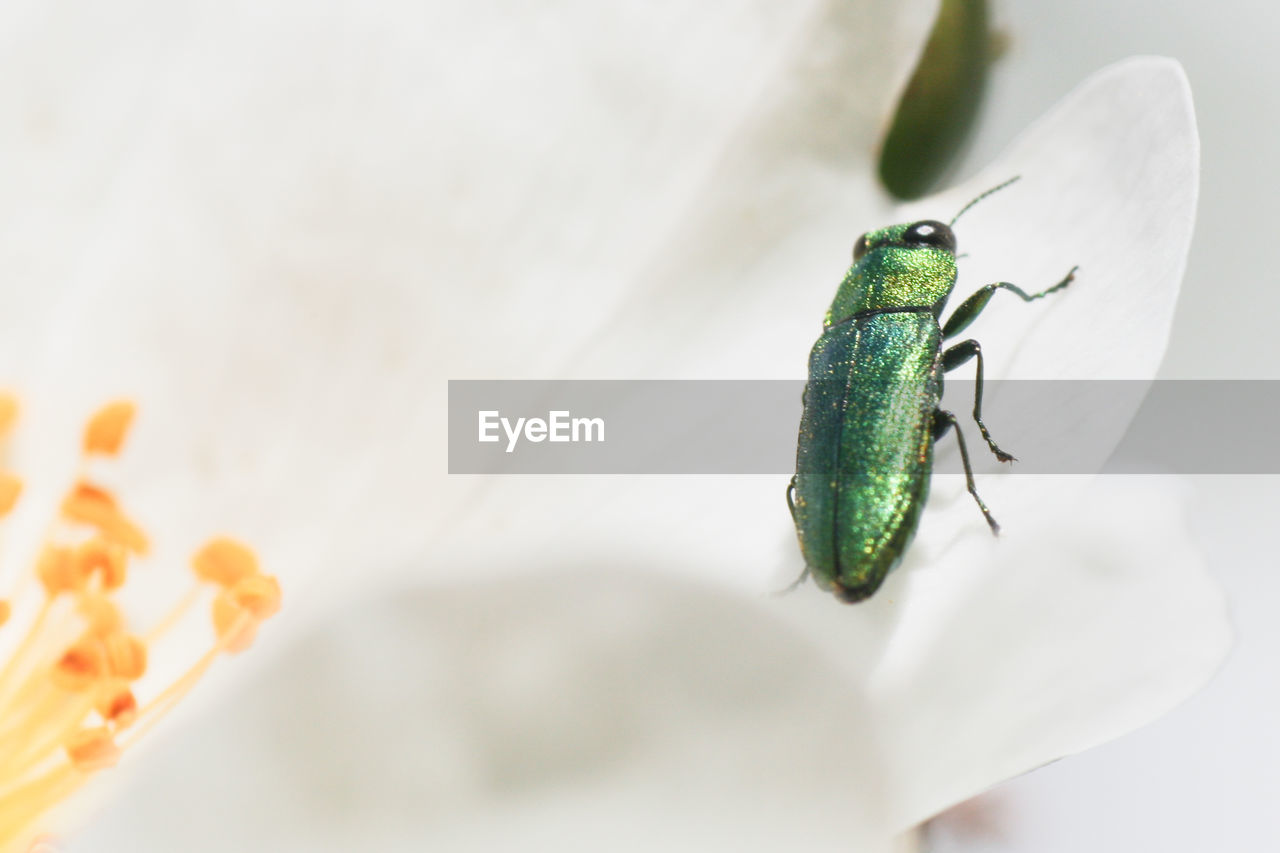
[0,398,280,850]
[144,583,201,645]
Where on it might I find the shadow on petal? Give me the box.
[69,571,902,852]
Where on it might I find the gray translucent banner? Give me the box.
[448,380,1280,475]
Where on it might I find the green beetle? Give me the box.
[789,184,1075,602]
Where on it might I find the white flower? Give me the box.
[0,2,1228,850]
[921,0,1278,846]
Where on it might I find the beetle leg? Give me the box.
[942,266,1077,339]
[772,566,810,597]
[778,477,811,594]
[942,339,1015,463]
[933,409,1000,535]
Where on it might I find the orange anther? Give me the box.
[53,636,107,691]
[0,392,17,436]
[0,599,9,627]
[61,482,149,554]
[0,471,21,516]
[96,686,138,728]
[84,400,136,456]
[230,574,281,620]
[65,727,120,771]
[193,538,259,588]
[79,594,124,633]
[103,633,147,680]
[75,538,128,590]
[212,592,258,654]
[38,545,86,596]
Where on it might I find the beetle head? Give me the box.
[825,220,959,326]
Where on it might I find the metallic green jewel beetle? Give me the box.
[788,181,1076,603]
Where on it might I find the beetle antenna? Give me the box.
[949,176,1021,227]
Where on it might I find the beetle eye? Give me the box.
[902,220,957,253]
[852,234,869,262]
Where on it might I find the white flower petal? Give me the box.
[774,62,1228,829]
[0,1,924,846]
[67,576,905,852]
[0,0,1227,846]
[0,0,929,600]
[431,58,1206,598]
[430,56,1229,834]
[908,56,1197,382]
[896,55,1202,567]
[773,477,1230,831]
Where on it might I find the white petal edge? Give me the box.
[900,55,1198,383]
[887,56,1203,583]
[773,476,1231,831]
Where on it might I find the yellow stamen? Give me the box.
[59,484,149,556]
[0,397,281,851]
[0,396,16,439]
[72,540,128,592]
[122,611,252,750]
[77,595,123,635]
[192,538,259,588]
[211,592,259,655]
[0,476,20,519]
[94,686,137,729]
[102,633,146,681]
[51,637,107,693]
[229,574,282,621]
[35,548,82,597]
[64,728,119,772]
[82,402,134,457]
[143,583,199,645]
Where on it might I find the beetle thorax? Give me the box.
[824,244,957,327]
